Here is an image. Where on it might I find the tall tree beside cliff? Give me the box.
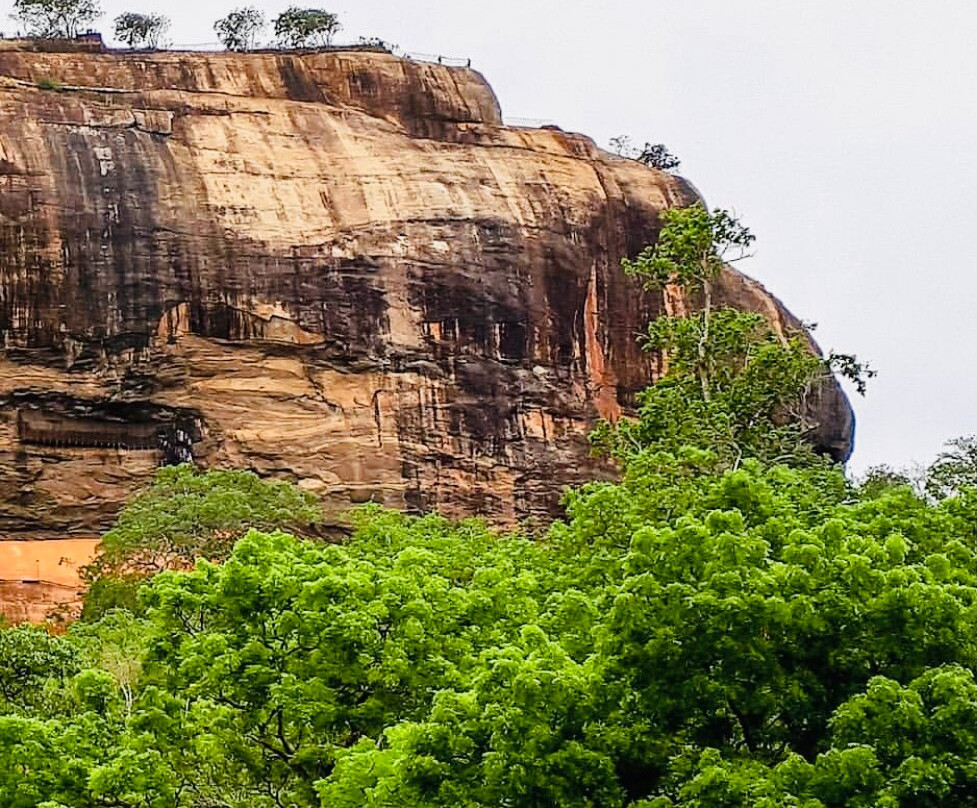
[594,203,873,469]
[11,0,101,38]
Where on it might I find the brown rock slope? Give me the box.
[0,47,853,539]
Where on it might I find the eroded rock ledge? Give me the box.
[0,47,853,537]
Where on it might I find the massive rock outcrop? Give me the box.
[0,45,853,550]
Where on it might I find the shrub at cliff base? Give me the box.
[80,464,323,620]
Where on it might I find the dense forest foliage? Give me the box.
[2,206,975,807]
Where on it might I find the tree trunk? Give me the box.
[697,275,712,402]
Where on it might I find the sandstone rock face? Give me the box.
[0,538,99,622]
[0,47,854,551]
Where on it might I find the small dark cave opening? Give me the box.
[10,394,202,465]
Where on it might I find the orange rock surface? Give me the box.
[0,47,853,622]
[0,538,99,623]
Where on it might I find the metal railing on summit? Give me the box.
[2,34,474,66]
[402,51,472,67]
[504,117,558,128]
[160,43,472,66]
[165,41,225,51]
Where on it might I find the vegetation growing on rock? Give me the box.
[112,11,169,49]
[610,135,682,172]
[11,0,100,37]
[213,5,265,51]
[273,6,340,48]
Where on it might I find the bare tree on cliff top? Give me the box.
[609,134,682,172]
[273,6,340,48]
[113,12,169,49]
[214,6,265,52]
[12,0,101,38]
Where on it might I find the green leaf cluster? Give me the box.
[273,6,340,48]
[80,464,322,620]
[602,204,872,469]
[622,203,755,291]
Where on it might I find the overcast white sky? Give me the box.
[6,0,975,472]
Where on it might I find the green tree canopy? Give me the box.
[112,11,169,48]
[273,6,340,48]
[214,6,265,51]
[2,454,976,806]
[0,625,79,713]
[80,464,322,619]
[11,0,100,38]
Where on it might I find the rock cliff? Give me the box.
[0,46,854,547]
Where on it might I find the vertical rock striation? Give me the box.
[0,47,853,545]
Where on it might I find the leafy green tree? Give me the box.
[214,6,265,51]
[0,626,79,714]
[135,514,546,806]
[927,434,977,500]
[661,665,977,807]
[273,6,340,48]
[321,632,619,808]
[112,11,169,48]
[319,458,977,807]
[595,310,829,467]
[596,203,872,468]
[80,464,322,619]
[70,611,147,715]
[0,716,67,805]
[622,203,754,401]
[11,0,101,37]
